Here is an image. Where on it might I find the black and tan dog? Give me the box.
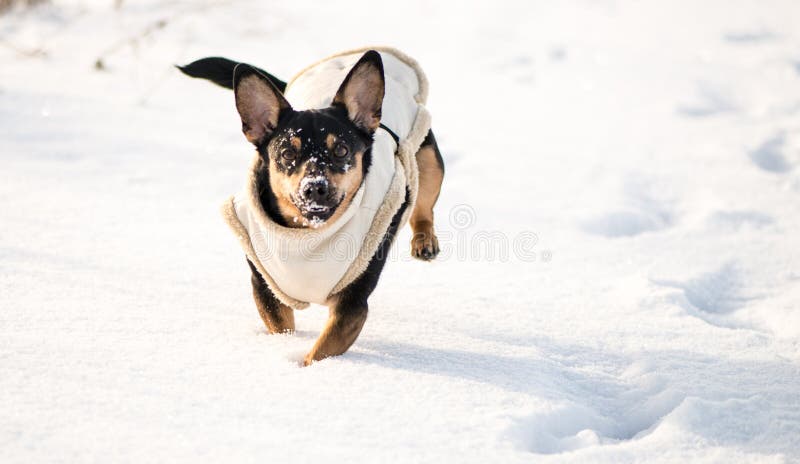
[179,51,444,365]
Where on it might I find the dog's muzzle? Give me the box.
[294,175,339,221]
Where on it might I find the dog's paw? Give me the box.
[301,352,316,367]
[411,230,440,261]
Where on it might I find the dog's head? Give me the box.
[234,51,385,228]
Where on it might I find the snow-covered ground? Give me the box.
[2,0,800,462]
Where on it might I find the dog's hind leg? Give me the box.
[410,129,444,261]
[248,259,295,333]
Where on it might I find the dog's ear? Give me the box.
[333,50,385,134]
[234,63,292,146]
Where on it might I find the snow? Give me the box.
[2,0,800,462]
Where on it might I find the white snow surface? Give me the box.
[2,1,800,462]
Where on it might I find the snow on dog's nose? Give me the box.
[299,175,330,208]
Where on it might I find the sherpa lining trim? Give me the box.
[222,47,431,308]
[286,45,429,104]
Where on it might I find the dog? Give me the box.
[178,49,444,365]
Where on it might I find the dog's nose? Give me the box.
[301,178,329,203]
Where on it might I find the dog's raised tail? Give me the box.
[176,57,287,92]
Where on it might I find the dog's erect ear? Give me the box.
[234,64,292,146]
[333,50,385,134]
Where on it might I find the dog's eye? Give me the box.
[334,143,349,158]
[280,149,297,160]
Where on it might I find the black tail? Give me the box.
[176,57,287,92]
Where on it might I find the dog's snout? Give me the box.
[301,178,329,203]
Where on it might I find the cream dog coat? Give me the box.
[221,47,432,308]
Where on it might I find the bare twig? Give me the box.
[92,0,232,72]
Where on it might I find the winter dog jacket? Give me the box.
[221,47,432,308]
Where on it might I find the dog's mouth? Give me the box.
[290,195,340,227]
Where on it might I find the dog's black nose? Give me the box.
[301,178,329,203]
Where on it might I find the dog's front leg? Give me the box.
[303,296,368,366]
[248,259,295,334]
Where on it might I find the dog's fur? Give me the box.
[179,51,444,365]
